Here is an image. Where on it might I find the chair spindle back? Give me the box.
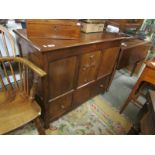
[0,57,46,102]
[0,25,16,57]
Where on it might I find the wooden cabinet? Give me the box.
[14,29,126,127]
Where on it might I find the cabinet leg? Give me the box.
[34,117,46,135]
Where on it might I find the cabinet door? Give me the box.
[49,56,77,99]
[78,51,101,87]
[98,47,119,78]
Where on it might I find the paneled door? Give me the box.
[98,47,119,78]
[78,51,101,87]
[48,56,77,99]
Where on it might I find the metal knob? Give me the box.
[90,55,94,59]
[84,79,88,82]
[100,84,104,88]
[61,105,65,109]
[82,64,89,71]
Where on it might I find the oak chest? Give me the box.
[14,29,127,127]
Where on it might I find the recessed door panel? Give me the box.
[78,51,101,87]
[49,56,77,98]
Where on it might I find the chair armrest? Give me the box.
[0,57,46,77]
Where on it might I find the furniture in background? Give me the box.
[14,27,129,128]
[104,19,151,76]
[128,90,155,134]
[120,57,155,113]
[117,38,151,76]
[106,19,144,32]
[0,56,46,134]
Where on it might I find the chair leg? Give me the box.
[34,117,46,135]
[120,80,142,113]
[120,96,131,113]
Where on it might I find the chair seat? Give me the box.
[0,91,41,134]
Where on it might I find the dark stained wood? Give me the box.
[14,29,128,52]
[48,56,77,99]
[73,85,92,106]
[47,93,72,121]
[78,51,101,87]
[14,29,127,127]
[98,47,120,78]
[117,39,151,71]
[26,19,81,39]
[91,75,110,97]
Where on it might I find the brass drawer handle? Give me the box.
[90,55,94,59]
[82,65,89,70]
[53,25,59,31]
[61,105,65,109]
[100,84,104,88]
[84,79,88,82]
[90,63,96,68]
[82,66,87,71]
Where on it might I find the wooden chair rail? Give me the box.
[0,57,46,77]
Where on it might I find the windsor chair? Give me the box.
[0,56,46,134]
[0,25,16,57]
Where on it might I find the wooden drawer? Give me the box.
[73,85,92,106]
[91,76,110,97]
[47,93,72,121]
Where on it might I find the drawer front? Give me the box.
[91,76,110,97]
[73,85,92,106]
[47,93,72,120]
[78,51,101,87]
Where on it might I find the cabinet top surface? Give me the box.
[14,29,128,52]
